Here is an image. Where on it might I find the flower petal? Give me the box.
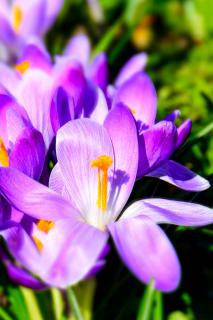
[88,52,108,91]
[0,62,20,92]
[0,13,16,46]
[84,87,108,125]
[121,198,213,226]
[138,121,177,178]
[115,53,147,87]
[17,44,52,73]
[41,0,63,33]
[113,72,157,126]
[64,33,90,65]
[56,119,114,227]
[0,222,40,275]
[10,127,45,180]
[147,160,210,191]
[104,104,138,219]
[49,163,64,193]
[16,69,54,149]
[50,86,74,134]
[0,94,30,147]
[176,119,192,149]
[0,167,79,221]
[108,216,181,292]
[54,59,86,117]
[6,263,46,290]
[40,219,108,287]
[17,0,46,37]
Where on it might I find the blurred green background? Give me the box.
[1,0,213,319]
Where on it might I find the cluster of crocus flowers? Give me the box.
[0,21,212,293]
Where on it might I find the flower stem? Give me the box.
[67,287,84,320]
[153,291,163,320]
[20,287,43,320]
[51,288,64,320]
[137,279,156,320]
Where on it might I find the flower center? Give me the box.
[0,137,9,167]
[90,155,113,212]
[15,61,30,74]
[33,220,54,251]
[12,5,23,33]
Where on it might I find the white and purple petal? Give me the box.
[104,104,138,219]
[115,53,147,87]
[121,198,213,226]
[113,72,157,126]
[108,216,181,292]
[9,127,45,180]
[138,121,177,178]
[0,167,80,221]
[56,119,114,227]
[147,160,210,191]
[40,219,108,287]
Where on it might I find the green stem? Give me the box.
[51,288,64,320]
[153,291,163,320]
[67,287,84,320]
[137,279,156,320]
[20,287,43,320]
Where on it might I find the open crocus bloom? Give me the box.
[0,105,212,291]
[0,0,63,61]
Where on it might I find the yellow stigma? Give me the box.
[12,5,23,33]
[33,236,43,252]
[37,220,54,233]
[90,155,113,212]
[15,61,30,74]
[0,137,9,167]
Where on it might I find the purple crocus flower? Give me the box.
[1,42,209,193]
[0,0,63,61]
[0,105,212,291]
[0,89,47,288]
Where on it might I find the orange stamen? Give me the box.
[15,61,30,74]
[37,220,54,233]
[12,5,23,33]
[33,236,43,252]
[0,137,9,167]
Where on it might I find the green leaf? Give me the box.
[51,288,64,320]
[0,307,13,320]
[7,286,30,320]
[137,279,155,320]
[19,287,43,320]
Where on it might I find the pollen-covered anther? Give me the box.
[37,220,54,234]
[0,137,9,167]
[33,236,43,252]
[90,155,113,212]
[91,155,113,171]
[15,61,30,74]
[12,5,23,33]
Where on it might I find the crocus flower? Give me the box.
[2,41,209,193]
[0,105,212,291]
[0,87,49,288]
[0,0,64,61]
